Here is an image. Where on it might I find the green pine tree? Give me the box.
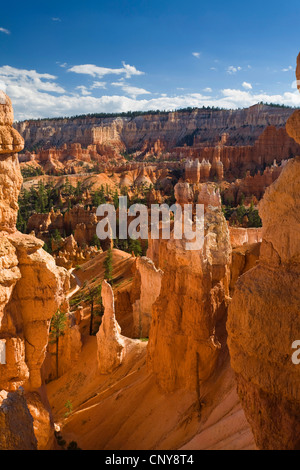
[50,309,67,378]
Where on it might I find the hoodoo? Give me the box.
[0,92,69,449]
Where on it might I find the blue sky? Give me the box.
[1,0,300,120]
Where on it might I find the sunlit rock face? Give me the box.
[227,56,300,450]
[147,182,232,393]
[0,93,69,449]
[132,257,163,338]
[228,156,300,450]
[96,280,126,374]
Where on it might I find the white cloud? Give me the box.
[0,81,7,93]
[210,67,217,71]
[242,81,252,90]
[111,82,151,98]
[52,17,61,22]
[91,81,107,89]
[2,65,300,121]
[282,66,293,72]
[0,27,10,35]
[75,85,91,96]
[192,52,201,59]
[292,80,300,89]
[0,65,65,94]
[68,61,144,79]
[203,87,212,93]
[227,65,242,74]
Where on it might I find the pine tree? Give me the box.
[50,309,67,378]
[86,285,103,335]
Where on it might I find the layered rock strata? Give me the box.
[0,92,69,449]
[227,156,300,449]
[147,182,232,393]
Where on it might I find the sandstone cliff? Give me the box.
[0,388,37,450]
[227,156,300,449]
[228,57,300,449]
[15,104,295,151]
[0,92,69,449]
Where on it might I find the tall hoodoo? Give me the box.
[227,53,300,450]
[0,92,24,233]
[0,93,69,449]
[96,280,126,374]
[147,182,232,393]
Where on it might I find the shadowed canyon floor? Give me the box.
[47,332,255,450]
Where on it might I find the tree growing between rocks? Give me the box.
[86,285,103,336]
[50,309,67,378]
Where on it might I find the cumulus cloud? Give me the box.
[0,65,65,93]
[111,81,151,98]
[242,81,252,90]
[192,52,201,59]
[1,65,299,121]
[203,87,212,93]
[0,27,10,35]
[227,65,242,74]
[68,61,144,79]
[91,81,107,89]
[75,85,91,96]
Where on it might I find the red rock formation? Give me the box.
[0,388,37,450]
[180,125,300,180]
[227,157,300,449]
[230,243,261,292]
[147,182,232,393]
[0,92,69,449]
[96,281,127,374]
[229,227,262,248]
[15,104,295,151]
[132,257,163,338]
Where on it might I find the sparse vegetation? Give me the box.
[49,309,67,379]
[64,400,73,418]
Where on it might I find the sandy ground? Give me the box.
[47,332,255,450]
[47,248,255,450]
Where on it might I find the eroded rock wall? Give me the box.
[0,92,69,449]
[227,157,300,449]
[147,182,232,393]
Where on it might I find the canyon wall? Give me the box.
[227,156,300,449]
[227,57,300,449]
[15,104,295,151]
[0,92,69,449]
